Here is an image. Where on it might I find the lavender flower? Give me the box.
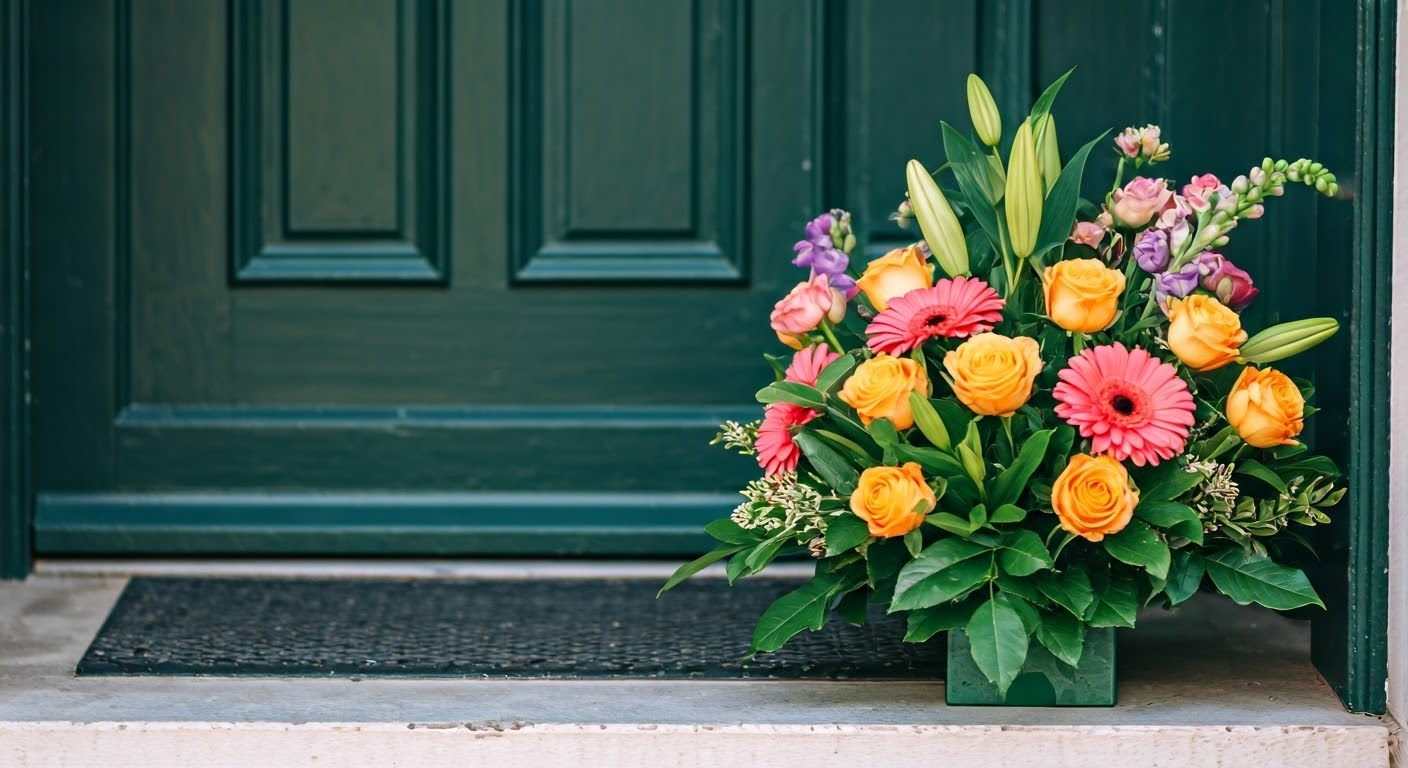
[792,209,857,297]
[1132,228,1170,273]
[1154,262,1201,311]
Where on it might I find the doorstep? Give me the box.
[0,564,1393,768]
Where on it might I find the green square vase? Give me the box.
[945,627,1117,706]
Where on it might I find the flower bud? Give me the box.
[906,159,970,277]
[1249,167,1266,186]
[908,391,951,451]
[1232,175,1250,194]
[1004,120,1042,259]
[1238,317,1340,364]
[966,74,1002,148]
[1036,114,1062,192]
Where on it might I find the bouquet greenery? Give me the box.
[661,70,1345,698]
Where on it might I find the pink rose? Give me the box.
[1069,221,1106,248]
[770,274,845,338]
[1114,128,1142,158]
[1110,177,1173,229]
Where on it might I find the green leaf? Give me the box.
[755,381,826,410]
[794,433,861,494]
[996,592,1041,636]
[1035,609,1086,668]
[968,503,988,530]
[744,532,791,573]
[989,429,1054,507]
[904,601,976,643]
[704,518,758,545]
[751,575,844,653]
[658,542,746,596]
[1085,577,1139,628]
[1028,67,1074,140]
[1280,455,1340,479]
[1032,132,1106,260]
[1134,501,1204,545]
[1130,460,1204,503]
[1197,425,1242,462]
[811,429,879,468]
[725,551,751,584]
[1235,459,1288,493]
[995,572,1047,607]
[894,444,968,477]
[998,529,1054,577]
[927,512,977,537]
[908,391,952,450]
[869,418,900,448]
[891,539,993,611]
[1164,550,1205,606]
[1204,548,1325,610]
[903,528,924,558]
[813,353,857,394]
[824,513,872,556]
[940,122,1003,245]
[865,537,908,588]
[836,586,869,626]
[1032,568,1095,617]
[989,504,1027,524]
[965,598,1031,698]
[1102,520,1171,580]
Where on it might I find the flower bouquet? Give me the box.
[661,70,1346,706]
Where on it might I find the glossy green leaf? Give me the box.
[997,591,1041,636]
[794,433,860,495]
[869,418,900,448]
[744,532,791,573]
[865,537,908,588]
[927,512,976,537]
[1032,132,1106,260]
[1032,568,1095,617]
[940,122,1003,244]
[904,601,976,643]
[1028,67,1074,141]
[965,598,1030,697]
[658,542,746,596]
[999,529,1054,577]
[704,518,758,545]
[813,353,857,394]
[1236,459,1288,493]
[824,513,872,556]
[891,539,993,611]
[1164,550,1205,606]
[750,575,843,653]
[1130,460,1204,503]
[1085,577,1139,628]
[989,429,1054,507]
[894,444,967,477]
[1103,520,1170,580]
[836,586,869,626]
[903,528,924,558]
[1134,500,1204,544]
[1035,609,1086,668]
[725,550,752,584]
[1204,548,1325,610]
[989,503,1027,524]
[755,381,826,410]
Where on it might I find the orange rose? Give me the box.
[1043,258,1126,333]
[1050,453,1138,542]
[838,355,929,430]
[856,245,932,312]
[1226,366,1305,448]
[1166,295,1247,371]
[850,462,935,537]
[943,333,1043,416]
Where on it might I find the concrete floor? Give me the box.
[0,566,1393,767]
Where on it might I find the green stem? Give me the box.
[1051,532,1078,562]
[1111,157,1127,196]
[1072,331,1087,355]
[819,319,845,354]
[1001,416,1015,457]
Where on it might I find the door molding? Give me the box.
[1,0,31,580]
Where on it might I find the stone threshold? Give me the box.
[0,566,1393,767]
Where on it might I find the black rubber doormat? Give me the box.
[77,577,945,679]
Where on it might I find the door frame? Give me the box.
[0,0,1397,714]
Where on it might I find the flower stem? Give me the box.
[1001,416,1015,457]
[1111,157,1127,196]
[819,319,845,354]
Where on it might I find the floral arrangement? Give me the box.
[661,71,1345,698]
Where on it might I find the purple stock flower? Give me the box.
[1195,251,1258,310]
[1154,262,1201,312]
[1132,228,1170,273]
[792,212,835,270]
[793,209,857,298]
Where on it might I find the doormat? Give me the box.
[77,576,946,679]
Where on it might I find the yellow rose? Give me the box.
[1166,295,1247,371]
[1050,453,1138,542]
[943,333,1043,417]
[850,462,935,538]
[856,245,932,312]
[1043,258,1126,333]
[1226,366,1305,448]
[838,355,929,430]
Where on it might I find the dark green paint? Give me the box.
[0,0,31,580]
[35,493,723,556]
[231,0,447,283]
[947,627,1116,707]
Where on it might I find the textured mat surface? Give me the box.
[77,577,946,679]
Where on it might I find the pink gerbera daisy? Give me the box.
[756,403,818,475]
[865,276,1005,355]
[1052,343,1196,467]
[784,344,842,387]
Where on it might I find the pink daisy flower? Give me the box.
[784,345,842,387]
[865,276,1005,355]
[756,403,817,475]
[1053,343,1196,467]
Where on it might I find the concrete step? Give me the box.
[0,567,1392,767]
